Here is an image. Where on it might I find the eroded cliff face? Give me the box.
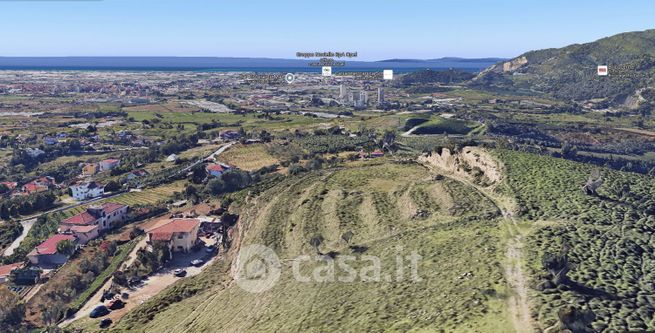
[502,56,528,72]
[418,147,502,186]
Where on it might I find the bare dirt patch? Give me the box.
[419,146,502,186]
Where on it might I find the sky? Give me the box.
[0,0,654,60]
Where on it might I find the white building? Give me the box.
[70,181,104,201]
[60,202,129,234]
[25,148,45,158]
[339,84,347,101]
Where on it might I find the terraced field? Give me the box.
[497,150,655,332]
[91,161,512,332]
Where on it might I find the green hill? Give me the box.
[80,161,513,332]
[472,29,655,106]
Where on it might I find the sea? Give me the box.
[0,57,502,73]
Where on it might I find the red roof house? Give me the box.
[60,202,129,233]
[21,176,56,194]
[27,234,77,267]
[0,182,17,191]
[371,149,385,157]
[206,163,229,177]
[0,263,23,283]
[148,218,200,253]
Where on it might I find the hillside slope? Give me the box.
[89,161,515,333]
[472,29,655,106]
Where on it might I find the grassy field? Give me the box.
[85,161,513,332]
[412,116,481,135]
[219,143,279,171]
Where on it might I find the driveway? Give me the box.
[62,237,219,327]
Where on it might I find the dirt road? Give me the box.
[419,154,534,333]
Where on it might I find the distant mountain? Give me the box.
[378,57,506,63]
[0,56,499,72]
[429,57,508,63]
[377,57,505,70]
[473,29,655,108]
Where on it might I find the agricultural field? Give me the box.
[93,161,512,333]
[411,116,482,136]
[219,143,279,171]
[125,109,330,137]
[139,144,223,174]
[496,150,655,332]
[294,135,371,154]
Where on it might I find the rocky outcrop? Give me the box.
[502,56,528,72]
[418,147,502,186]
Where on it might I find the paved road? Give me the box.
[3,218,36,256]
[2,191,127,257]
[2,142,234,258]
[61,237,219,327]
[180,142,234,174]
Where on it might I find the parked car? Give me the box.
[128,276,142,286]
[99,318,113,328]
[101,289,115,302]
[90,305,110,318]
[174,268,187,277]
[108,299,125,310]
[190,259,204,267]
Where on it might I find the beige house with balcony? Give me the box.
[147,218,200,253]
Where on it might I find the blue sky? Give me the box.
[1,0,654,60]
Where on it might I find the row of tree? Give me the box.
[0,191,57,220]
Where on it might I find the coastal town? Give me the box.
[0,69,405,330]
[0,55,653,332]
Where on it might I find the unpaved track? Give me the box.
[420,156,534,333]
[502,209,533,333]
